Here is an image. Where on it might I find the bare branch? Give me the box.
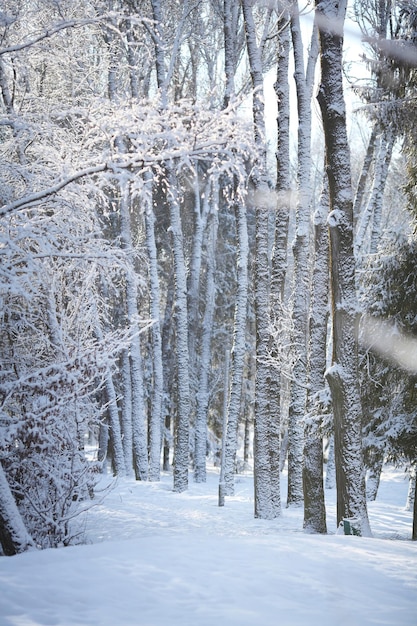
[0,163,111,216]
[0,18,99,55]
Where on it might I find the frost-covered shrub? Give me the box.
[0,201,124,549]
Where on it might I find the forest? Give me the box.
[0,0,417,556]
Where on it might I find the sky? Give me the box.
[0,464,415,626]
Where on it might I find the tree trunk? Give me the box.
[188,174,211,469]
[223,196,249,496]
[412,469,417,540]
[120,186,148,481]
[316,0,371,536]
[253,184,276,519]
[267,0,293,523]
[0,463,35,556]
[241,0,278,519]
[94,311,126,477]
[120,348,134,476]
[366,454,384,501]
[287,2,319,508]
[194,186,218,482]
[221,0,249,499]
[150,0,191,492]
[144,172,164,482]
[303,175,328,534]
[161,277,176,472]
[166,167,191,493]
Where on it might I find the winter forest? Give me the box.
[1,0,417,566]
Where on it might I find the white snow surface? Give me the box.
[0,465,416,626]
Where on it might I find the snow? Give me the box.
[0,465,416,626]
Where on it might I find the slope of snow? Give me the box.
[0,465,416,626]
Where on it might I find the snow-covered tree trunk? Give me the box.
[223,195,249,496]
[194,185,218,483]
[221,2,249,498]
[223,0,238,108]
[316,0,371,536]
[120,185,148,481]
[273,4,291,289]
[287,3,319,508]
[188,174,211,466]
[94,317,126,477]
[150,0,191,492]
[161,280,176,472]
[253,186,276,518]
[107,26,148,479]
[241,0,278,519]
[267,0,293,523]
[0,462,35,556]
[303,176,328,534]
[143,172,164,481]
[166,167,191,493]
[120,348,134,477]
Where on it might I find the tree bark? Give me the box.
[316,0,371,536]
[120,186,148,481]
[223,195,249,496]
[166,167,191,493]
[268,0,293,523]
[93,306,126,477]
[303,175,328,534]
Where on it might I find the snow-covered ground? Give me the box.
[0,465,416,626]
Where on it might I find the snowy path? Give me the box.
[0,466,416,626]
